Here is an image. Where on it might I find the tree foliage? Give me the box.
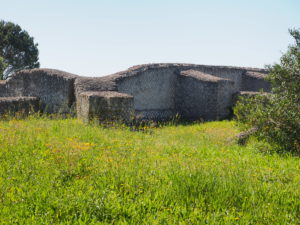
[234,28,300,154]
[0,20,39,79]
[0,56,7,80]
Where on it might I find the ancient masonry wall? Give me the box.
[117,67,178,120]
[0,96,40,116]
[0,69,78,113]
[0,63,271,122]
[177,70,235,120]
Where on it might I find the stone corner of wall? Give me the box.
[77,91,134,124]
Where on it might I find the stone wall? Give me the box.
[1,63,271,122]
[110,64,267,120]
[117,67,178,120]
[177,70,234,120]
[73,63,270,121]
[77,91,134,123]
[122,63,267,93]
[242,71,270,92]
[0,96,40,116]
[0,69,78,113]
[216,77,236,119]
[0,81,7,97]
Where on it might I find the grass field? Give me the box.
[0,117,299,224]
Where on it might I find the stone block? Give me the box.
[3,69,78,113]
[0,96,40,116]
[177,70,235,120]
[77,91,134,124]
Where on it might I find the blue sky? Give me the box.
[1,0,300,76]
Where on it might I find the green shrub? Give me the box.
[234,28,300,153]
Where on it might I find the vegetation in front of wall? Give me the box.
[0,116,299,224]
[234,28,300,154]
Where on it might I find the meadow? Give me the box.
[0,116,299,224]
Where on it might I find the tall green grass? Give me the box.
[0,117,299,224]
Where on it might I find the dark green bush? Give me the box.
[235,28,300,154]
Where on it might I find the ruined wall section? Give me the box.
[177,70,234,120]
[176,71,219,120]
[242,71,270,92]
[0,81,8,97]
[113,64,267,120]
[0,69,78,113]
[189,66,243,93]
[195,66,270,93]
[116,67,178,120]
[74,63,270,121]
[216,78,235,119]
[74,76,117,95]
[77,91,134,124]
[0,97,40,116]
[0,76,24,97]
[125,63,268,93]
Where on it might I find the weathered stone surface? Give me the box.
[0,63,271,122]
[116,63,267,94]
[177,70,234,120]
[74,63,268,121]
[1,69,78,113]
[242,71,270,92]
[77,91,134,124]
[0,96,40,115]
[117,67,178,120]
[0,81,7,97]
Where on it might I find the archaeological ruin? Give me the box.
[0,63,270,123]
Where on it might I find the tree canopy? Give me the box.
[0,20,39,80]
[234,28,300,154]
